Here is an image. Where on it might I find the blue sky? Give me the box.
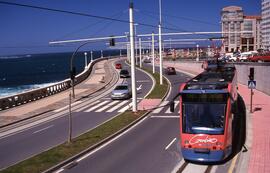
[0,0,261,56]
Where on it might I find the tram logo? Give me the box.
[189,135,218,145]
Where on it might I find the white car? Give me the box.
[239,51,258,62]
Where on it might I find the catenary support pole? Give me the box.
[152,32,155,73]
[159,0,163,85]
[129,2,137,112]
[139,37,142,68]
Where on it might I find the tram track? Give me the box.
[176,161,213,173]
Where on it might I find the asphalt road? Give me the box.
[0,59,153,170]
[59,62,247,173]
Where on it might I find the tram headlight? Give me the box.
[184,140,189,144]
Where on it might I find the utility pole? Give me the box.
[129,2,137,112]
[139,37,142,68]
[152,32,155,73]
[196,44,199,61]
[134,23,138,65]
[159,0,163,85]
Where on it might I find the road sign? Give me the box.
[248,80,256,89]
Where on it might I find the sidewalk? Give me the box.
[163,61,270,173]
[239,84,270,173]
[0,59,117,126]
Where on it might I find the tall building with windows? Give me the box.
[242,15,262,51]
[221,6,261,52]
[261,0,270,50]
[221,6,243,52]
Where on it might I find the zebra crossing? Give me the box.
[73,99,180,114]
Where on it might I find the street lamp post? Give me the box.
[69,41,91,143]
[90,51,93,62]
[196,44,199,61]
[84,52,88,69]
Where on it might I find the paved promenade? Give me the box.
[163,61,270,173]
[0,59,116,126]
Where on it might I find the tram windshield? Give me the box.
[182,93,227,135]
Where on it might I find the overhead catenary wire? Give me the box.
[0,1,185,32]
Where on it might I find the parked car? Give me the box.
[165,67,176,75]
[239,51,258,62]
[248,53,270,62]
[218,55,230,62]
[120,69,130,78]
[111,84,131,100]
[115,63,122,69]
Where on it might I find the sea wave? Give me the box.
[0,54,31,59]
[0,82,58,98]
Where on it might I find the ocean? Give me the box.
[0,50,121,98]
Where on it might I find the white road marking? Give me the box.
[85,101,109,112]
[165,101,179,113]
[150,115,179,119]
[106,100,129,112]
[54,101,83,112]
[137,80,150,83]
[165,138,177,150]
[54,168,64,173]
[118,102,133,112]
[74,100,100,112]
[95,100,119,112]
[152,101,169,113]
[136,84,142,91]
[33,125,54,134]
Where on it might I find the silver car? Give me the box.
[111,84,131,100]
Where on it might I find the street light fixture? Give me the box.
[90,51,93,62]
[84,52,88,69]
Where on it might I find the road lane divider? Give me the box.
[33,125,54,134]
[165,137,177,150]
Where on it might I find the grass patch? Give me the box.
[142,67,168,99]
[1,67,169,173]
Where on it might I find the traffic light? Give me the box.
[249,67,254,81]
[109,36,115,46]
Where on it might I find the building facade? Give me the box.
[221,6,261,52]
[241,15,262,52]
[261,0,270,50]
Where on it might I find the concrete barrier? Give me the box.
[0,57,110,111]
[234,63,270,95]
